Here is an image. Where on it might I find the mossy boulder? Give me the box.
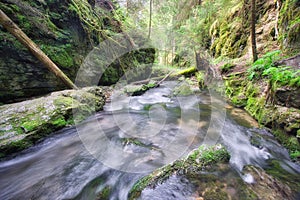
[124,82,157,96]
[0,86,106,158]
[172,82,194,96]
[0,0,155,103]
[129,145,230,199]
[129,144,298,199]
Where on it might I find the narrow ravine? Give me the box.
[0,81,299,200]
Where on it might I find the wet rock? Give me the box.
[172,81,194,96]
[129,144,299,200]
[129,145,230,200]
[274,54,300,70]
[0,86,106,158]
[124,82,157,96]
[274,87,300,109]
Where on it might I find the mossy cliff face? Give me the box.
[210,0,300,58]
[279,0,300,53]
[0,86,106,158]
[0,0,155,103]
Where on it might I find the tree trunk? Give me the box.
[148,0,153,39]
[0,9,78,90]
[195,50,203,70]
[251,0,258,62]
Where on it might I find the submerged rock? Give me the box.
[0,86,106,158]
[129,145,230,199]
[129,145,300,200]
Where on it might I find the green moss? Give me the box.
[129,145,230,199]
[290,150,300,160]
[54,96,74,108]
[51,116,67,127]
[173,67,197,77]
[196,71,206,89]
[17,14,32,31]
[231,95,247,107]
[40,45,73,68]
[271,130,300,159]
[96,186,111,200]
[279,0,300,53]
[204,189,228,200]
[22,120,41,132]
[220,63,235,74]
[265,159,300,190]
[122,138,149,148]
[0,139,33,158]
[124,83,156,96]
[129,176,152,200]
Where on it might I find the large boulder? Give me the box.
[0,0,155,103]
[0,86,106,158]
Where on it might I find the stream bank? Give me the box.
[0,86,106,158]
[217,54,300,162]
[0,80,299,200]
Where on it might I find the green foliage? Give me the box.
[262,66,300,87]
[291,150,300,160]
[196,71,205,89]
[247,50,281,80]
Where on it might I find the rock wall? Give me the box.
[0,0,155,103]
[209,0,300,58]
[208,0,300,160]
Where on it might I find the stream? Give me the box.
[0,81,299,200]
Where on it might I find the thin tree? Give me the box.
[0,9,78,89]
[148,0,153,39]
[251,0,258,62]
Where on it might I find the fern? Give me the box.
[262,66,300,87]
[247,50,281,80]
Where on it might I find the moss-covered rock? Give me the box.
[0,86,106,158]
[129,144,298,199]
[129,145,230,199]
[0,0,155,103]
[279,0,300,53]
[172,82,194,96]
[124,82,157,96]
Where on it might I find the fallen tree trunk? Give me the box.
[131,67,197,85]
[0,9,78,90]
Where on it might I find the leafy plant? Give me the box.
[262,66,300,87]
[247,50,281,80]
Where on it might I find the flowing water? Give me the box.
[0,81,299,200]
